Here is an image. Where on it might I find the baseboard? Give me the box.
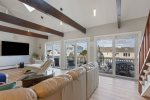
[0,65,17,70]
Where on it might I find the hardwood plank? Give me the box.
[0,25,48,39]
[90,76,150,100]
[0,12,64,37]
[18,0,86,33]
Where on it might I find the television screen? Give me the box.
[1,41,29,56]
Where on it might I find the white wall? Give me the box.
[0,30,38,67]
[36,38,48,60]
[0,7,47,67]
[48,16,147,41]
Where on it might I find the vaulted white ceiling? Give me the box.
[0,0,150,34]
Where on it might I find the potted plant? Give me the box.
[31,52,39,64]
[32,52,39,59]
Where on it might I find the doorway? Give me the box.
[95,34,137,79]
[45,41,61,68]
[64,38,90,69]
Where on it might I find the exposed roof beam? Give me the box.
[116,0,121,28]
[0,12,64,37]
[0,25,48,39]
[18,0,86,33]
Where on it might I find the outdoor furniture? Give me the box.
[68,60,75,66]
[54,58,59,67]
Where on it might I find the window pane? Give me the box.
[77,41,88,66]
[66,43,76,69]
[97,39,113,74]
[115,37,135,77]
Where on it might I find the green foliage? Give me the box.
[32,52,39,58]
[80,50,87,56]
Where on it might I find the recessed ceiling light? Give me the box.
[41,16,44,19]
[93,9,96,17]
[23,3,35,12]
[60,21,63,25]
[60,8,63,11]
[5,9,8,14]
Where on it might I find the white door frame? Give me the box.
[45,41,61,67]
[94,32,140,80]
[64,37,90,69]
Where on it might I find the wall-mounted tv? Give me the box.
[1,41,29,56]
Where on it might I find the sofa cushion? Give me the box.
[32,78,57,98]
[0,88,37,100]
[32,76,68,98]
[56,74,73,82]
[66,71,80,80]
[72,67,86,74]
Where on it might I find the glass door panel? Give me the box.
[46,44,53,59]
[76,41,88,66]
[66,43,76,69]
[96,39,113,74]
[45,42,61,68]
[115,37,135,78]
[53,44,61,67]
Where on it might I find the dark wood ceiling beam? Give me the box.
[18,0,86,33]
[116,0,121,28]
[0,12,64,37]
[0,25,48,39]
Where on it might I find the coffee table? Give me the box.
[21,73,54,88]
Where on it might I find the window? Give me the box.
[65,38,89,69]
[123,53,128,57]
[95,34,136,78]
[23,3,35,12]
[123,52,130,57]
[45,42,61,68]
[128,53,130,57]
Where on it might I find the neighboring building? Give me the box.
[98,47,134,59]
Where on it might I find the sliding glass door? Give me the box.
[76,41,88,67]
[115,36,135,78]
[96,38,113,74]
[65,42,76,69]
[65,38,89,69]
[45,42,61,68]
[95,34,136,79]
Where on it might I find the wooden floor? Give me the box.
[0,68,67,83]
[90,76,150,100]
[1,68,150,100]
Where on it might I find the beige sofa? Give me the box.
[0,63,99,100]
[82,62,99,99]
[64,67,86,100]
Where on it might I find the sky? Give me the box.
[97,38,135,48]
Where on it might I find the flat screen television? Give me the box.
[1,41,29,56]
